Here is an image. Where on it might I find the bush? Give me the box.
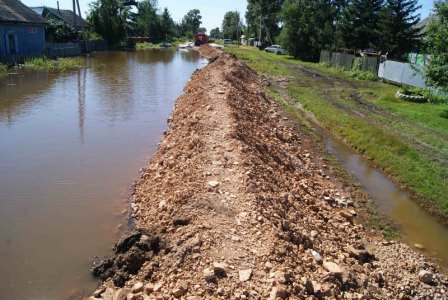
[0,63,7,73]
[348,70,378,81]
[441,109,448,119]
[24,57,84,72]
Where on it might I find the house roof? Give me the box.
[32,6,88,29]
[0,0,47,24]
[416,14,437,35]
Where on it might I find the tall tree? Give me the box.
[379,0,422,57]
[182,9,202,35]
[134,0,160,38]
[425,0,448,91]
[245,0,283,43]
[160,7,175,39]
[88,0,128,46]
[280,0,336,61]
[339,0,384,49]
[209,27,222,39]
[222,11,242,40]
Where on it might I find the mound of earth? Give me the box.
[89,45,447,299]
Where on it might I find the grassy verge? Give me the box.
[136,38,189,49]
[23,57,85,72]
[0,63,7,75]
[227,46,448,221]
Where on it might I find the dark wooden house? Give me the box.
[0,0,47,64]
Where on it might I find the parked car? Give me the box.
[223,39,233,44]
[264,45,287,55]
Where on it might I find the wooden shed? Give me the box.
[0,0,47,64]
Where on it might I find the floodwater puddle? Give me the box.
[323,130,448,269]
[0,49,207,299]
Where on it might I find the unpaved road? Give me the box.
[89,46,448,299]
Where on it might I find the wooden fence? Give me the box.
[320,50,380,74]
[1,40,108,66]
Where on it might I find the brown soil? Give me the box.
[89,45,448,300]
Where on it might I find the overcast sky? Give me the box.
[21,0,435,33]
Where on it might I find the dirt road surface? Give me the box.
[89,46,448,299]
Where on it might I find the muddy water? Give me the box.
[0,50,207,300]
[323,132,448,269]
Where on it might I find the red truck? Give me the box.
[194,33,208,46]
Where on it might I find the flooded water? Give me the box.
[324,132,448,269]
[0,50,207,300]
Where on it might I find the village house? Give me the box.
[31,5,88,32]
[0,0,47,64]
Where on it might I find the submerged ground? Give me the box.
[90,46,448,299]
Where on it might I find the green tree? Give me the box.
[279,0,336,61]
[245,0,283,43]
[339,0,384,49]
[134,0,160,38]
[160,7,175,39]
[210,27,222,39]
[222,11,242,40]
[182,9,202,35]
[46,19,77,43]
[88,0,127,46]
[425,0,448,91]
[379,0,422,57]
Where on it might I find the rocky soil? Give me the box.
[89,45,448,299]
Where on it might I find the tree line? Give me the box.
[245,0,423,61]
[87,0,205,45]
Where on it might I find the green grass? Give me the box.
[136,38,189,49]
[0,63,7,75]
[228,46,448,220]
[24,57,85,72]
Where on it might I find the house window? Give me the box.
[28,27,38,33]
[8,33,16,54]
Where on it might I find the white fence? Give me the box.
[378,60,426,88]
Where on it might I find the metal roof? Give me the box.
[32,6,88,29]
[0,0,47,24]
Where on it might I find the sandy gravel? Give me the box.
[89,45,448,300]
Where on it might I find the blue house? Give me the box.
[0,0,47,64]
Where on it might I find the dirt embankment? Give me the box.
[90,45,448,299]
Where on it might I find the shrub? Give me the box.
[441,109,448,119]
[348,70,378,81]
[24,57,84,72]
[0,63,7,73]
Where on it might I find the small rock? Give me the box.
[101,288,115,300]
[213,262,228,276]
[132,282,144,293]
[339,210,353,221]
[158,200,167,210]
[172,281,188,298]
[93,287,106,298]
[323,261,343,275]
[281,220,290,231]
[203,268,216,282]
[208,180,220,188]
[414,243,425,250]
[113,288,130,300]
[239,269,252,282]
[269,286,288,299]
[418,270,433,284]
[311,250,323,264]
[264,261,273,271]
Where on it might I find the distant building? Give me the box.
[416,14,437,36]
[0,0,47,64]
[31,6,88,31]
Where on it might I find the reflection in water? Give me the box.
[78,69,86,143]
[326,136,448,269]
[0,50,207,299]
